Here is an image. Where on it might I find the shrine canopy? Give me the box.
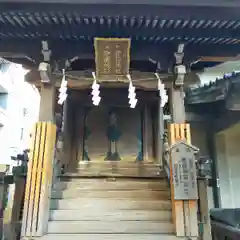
[0,1,240,73]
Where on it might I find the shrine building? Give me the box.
[1,1,240,239]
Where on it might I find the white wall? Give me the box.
[215,124,240,208]
[0,63,40,164]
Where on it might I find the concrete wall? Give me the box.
[215,124,240,208]
[0,62,40,164]
[191,122,214,209]
[191,122,209,156]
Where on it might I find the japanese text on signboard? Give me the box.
[94,38,130,79]
[171,143,198,200]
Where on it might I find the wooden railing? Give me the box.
[167,123,199,238]
[21,122,56,238]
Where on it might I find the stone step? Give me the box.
[48,177,173,238]
[47,221,174,234]
[51,189,170,199]
[53,178,169,191]
[50,198,172,210]
[64,161,166,178]
[62,171,165,178]
[41,233,182,240]
[78,161,162,168]
[49,209,172,221]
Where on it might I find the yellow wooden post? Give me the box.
[21,122,56,238]
[168,123,185,236]
[168,123,199,238]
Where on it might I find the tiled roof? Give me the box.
[0,12,240,45]
[186,72,240,104]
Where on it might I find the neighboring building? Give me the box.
[187,71,240,209]
[0,59,40,165]
[198,61,240,86]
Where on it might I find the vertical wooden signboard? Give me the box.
[168,123,199,238]
[171,142,198,200]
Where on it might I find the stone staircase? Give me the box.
[40,162,181,239]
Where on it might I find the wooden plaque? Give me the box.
[171,143,198,200]
[94,38,131,80]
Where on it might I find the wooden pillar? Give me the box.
[11,178,25,224]
[60,98,74,171]
[143,105,149,161]
[156,97,164,166]
[3,181,16,239]
[60,98,68,166]
[170,86,185,123]
[198,179,212,240]
[143,104,153,162]
[169,83,199,239]
[69,103,85,172]
[38,84,55,122]
[21,122,56,238]
[76,107,85,164]
[69,102,79,171]
[3,176,25,239]
[21,82,57,238]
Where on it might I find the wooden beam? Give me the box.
[25,70,200,91]
[200,56,238,62]
[0,0,240,7]
[1,40,240,67]
[2,22,240,40]
[1,2,240,20]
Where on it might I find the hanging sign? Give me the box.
[94,38,131,80]
[170,142,198,200]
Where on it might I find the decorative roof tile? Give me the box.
[186,72,240,104]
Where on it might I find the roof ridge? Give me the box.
[187,71,240,94]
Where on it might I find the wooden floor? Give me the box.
[44,161,175,239]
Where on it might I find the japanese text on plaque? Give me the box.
[94,38,130,79]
